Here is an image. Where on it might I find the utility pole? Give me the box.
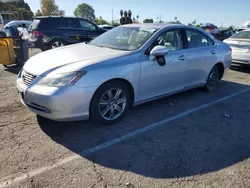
[112,9,114,25]
[160,14,161,22]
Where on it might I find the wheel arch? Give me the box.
[89,78,135,114]
[214,62,225,80]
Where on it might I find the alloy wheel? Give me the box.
[99,88,127,121]
[51,41,64,49]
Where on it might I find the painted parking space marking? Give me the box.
[1,87,250,188]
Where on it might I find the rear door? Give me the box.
[58,18,88,44]
[184,29,217,86]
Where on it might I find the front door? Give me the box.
[140,29,188,101]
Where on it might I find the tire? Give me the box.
[204,65,220,92]
[90,81,132,125]
[49,39,67,50]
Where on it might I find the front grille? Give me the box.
[22,71,37,86]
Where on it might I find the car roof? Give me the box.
[120,23,208,32]
[120,23,182,29]
[4,20,32,28]
[34,16,86,19]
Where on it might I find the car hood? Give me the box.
[23,43,131,75]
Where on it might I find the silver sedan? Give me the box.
[16,24,232,125]
[224,29,250,65]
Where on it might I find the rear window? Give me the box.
[29,19,40,31]
[231,31,250,39]
[36,18,61,29]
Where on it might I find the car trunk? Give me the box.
[225,39,250,53]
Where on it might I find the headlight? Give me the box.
[37,71,87,87]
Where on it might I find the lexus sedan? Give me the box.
[224,29,250,65]
[17,24,232,125]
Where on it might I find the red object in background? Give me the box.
[32,30,46,37]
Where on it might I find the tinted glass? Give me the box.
[230,31,250,39]
[79,20,96,30]
[186,30,214,48]
[68,19,81,28]
[89,27,157,51]
[60,18,70,27]
[39,18,61,29]
[154,30,183,51]
[29,19,40,31]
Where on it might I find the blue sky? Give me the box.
[25,0,250,27]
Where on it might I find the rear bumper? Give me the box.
[232,52,250,65]
[28,39,49,50]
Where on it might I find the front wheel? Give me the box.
[204,66,220,92]
[90,81,132,125]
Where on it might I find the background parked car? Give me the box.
[98,25,114,30]
[1,20,32,36]
[210,29,235,41]
[28,16,106,51]
[224,29,250,65]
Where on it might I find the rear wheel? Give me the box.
[204,65,220,92]
[49,39,67,49]
[90,81,132,125]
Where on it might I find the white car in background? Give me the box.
[224,29,250,65]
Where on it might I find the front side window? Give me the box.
[186,29,213,48]
[69,19,81,29]
[89,27,157,51]
[153,29,183,51]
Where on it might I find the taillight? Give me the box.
[230,48,232,53]
[32,30,46,37]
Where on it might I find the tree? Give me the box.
[143,18,154,23]
[74,3,95,22]
[228,25,234,30]
[35,9,42,16]
[96,16,110,25]
[0,0,33,20]
[136,15,139,20]
[40,0,64,16]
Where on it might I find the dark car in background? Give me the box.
[98,25,115,30]
[29,16,106,51]
[210,29,236,41]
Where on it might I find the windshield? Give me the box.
[89,26,158,51]
[230,31,250,39]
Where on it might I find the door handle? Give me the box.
[211,49,216,54]
[178,55,186,61]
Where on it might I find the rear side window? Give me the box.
[38,18,61,29]
[29,19,40,30]
[186,29,214,48]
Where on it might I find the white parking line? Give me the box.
[1,87,250,188]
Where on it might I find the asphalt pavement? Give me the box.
[0,50,250,188]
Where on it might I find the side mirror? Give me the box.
[150,45,169,60]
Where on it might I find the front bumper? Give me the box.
[16,76,98,121]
